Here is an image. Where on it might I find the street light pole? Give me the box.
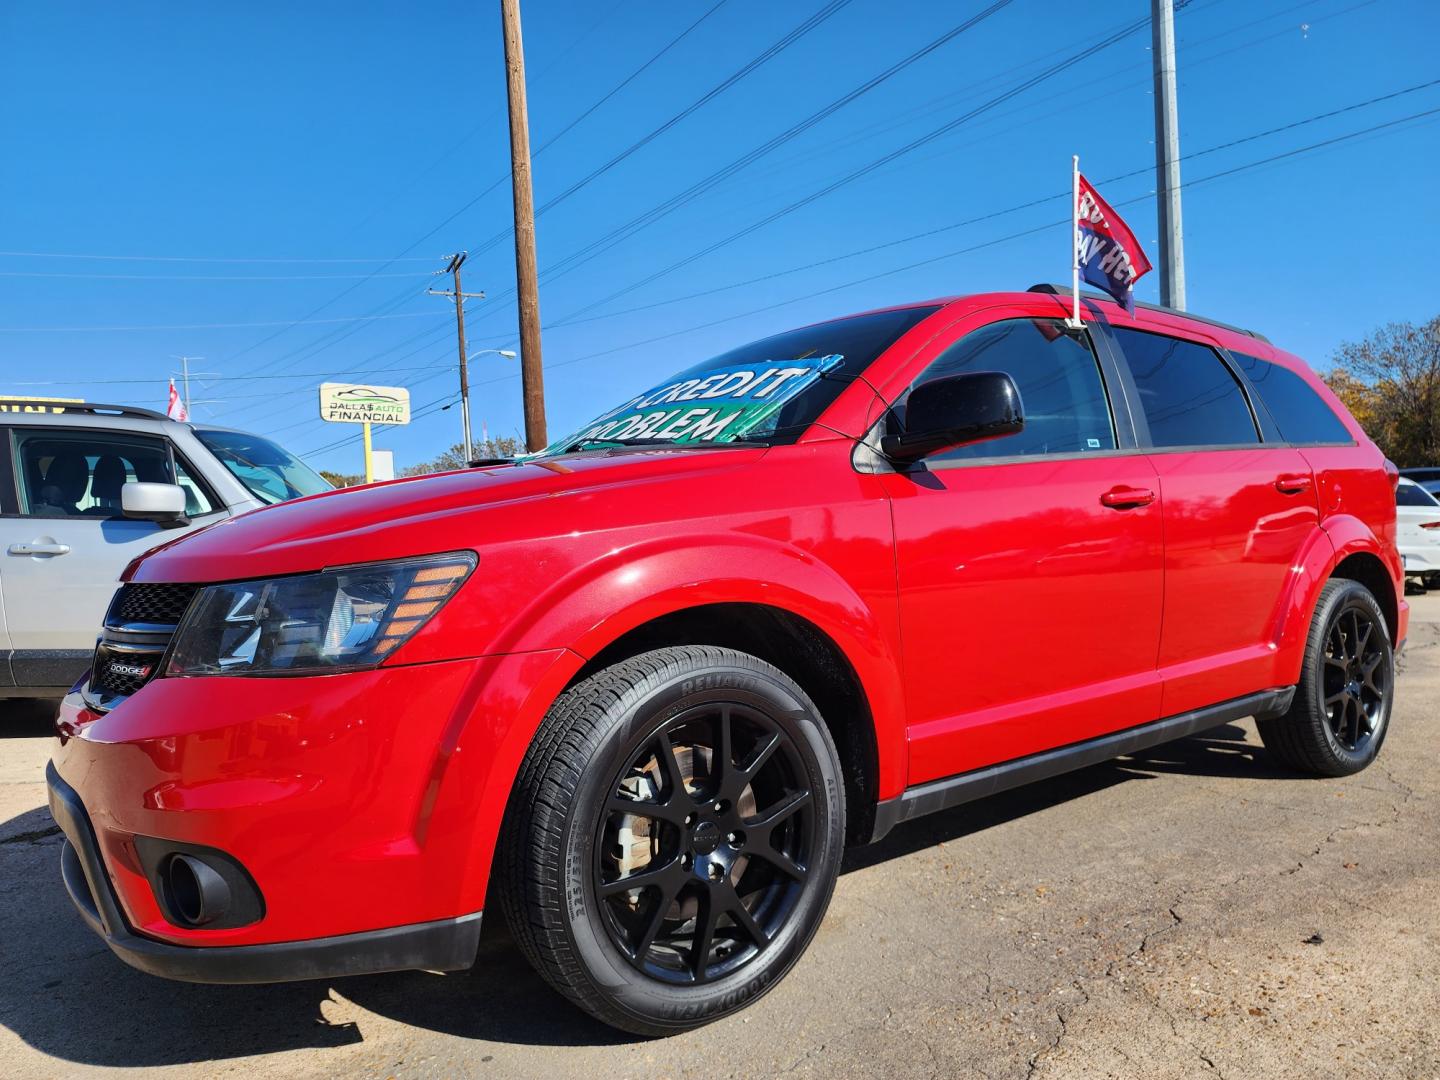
[1151,0,1186,309]
[463,349,516,457]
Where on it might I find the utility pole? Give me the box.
[173,356,204,414]
[428,253,484,463]
[1151,0,1186,310]
[501,0,548,451]
[170,356,219,419]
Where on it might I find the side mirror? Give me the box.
[121,482,190,528]
[881,371,1024,464]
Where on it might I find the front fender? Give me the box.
[504,534,907,796]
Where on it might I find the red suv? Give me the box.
[48,287,1404,1035]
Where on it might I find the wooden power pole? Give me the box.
[500,0,547,451]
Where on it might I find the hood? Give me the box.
[130,447,766,583]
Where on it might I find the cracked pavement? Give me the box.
[2,593,1437,1079]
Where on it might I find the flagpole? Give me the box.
[1069,154,1082,329]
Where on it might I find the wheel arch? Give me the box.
[573,601,885,845]
[1273,519,1402,687]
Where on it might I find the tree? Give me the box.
[401,436,524,478]
[319,469,362,488]
[1325,315,1440,467]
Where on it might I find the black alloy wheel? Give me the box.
[595,701,815,985]
[1320,603,1388,753]
[500,646,845,1035]
[1257,577,1394,777]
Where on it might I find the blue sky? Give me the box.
[2,0,1437,475]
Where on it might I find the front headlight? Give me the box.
[166,552,476,676]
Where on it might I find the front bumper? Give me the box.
[48,762,481,983]
[47,646,579,979]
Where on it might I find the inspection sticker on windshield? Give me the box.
[563,355,842,446]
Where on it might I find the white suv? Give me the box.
[1,401,332,698]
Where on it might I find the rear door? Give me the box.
[881,311,1165,784]
[0,426,220,688]
[1103,326,1321,716]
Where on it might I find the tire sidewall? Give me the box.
[557,657,845,1033]
[1308,581,1394,768]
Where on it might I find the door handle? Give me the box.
[1275,474,1312,495]
[1100,486,1155,509]
[8,542,71,556]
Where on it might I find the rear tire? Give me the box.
[1257,578,1394,776]
[499,646,845,1036]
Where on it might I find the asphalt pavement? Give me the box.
[3,594,1437,1079]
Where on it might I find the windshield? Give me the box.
[196,429,334,505]
[538,305,940,455]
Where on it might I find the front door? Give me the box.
[881,315,1165,786]
[0,427,217,687]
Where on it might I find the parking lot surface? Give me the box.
[3,594,1438,1080]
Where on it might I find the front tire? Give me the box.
[1257,578,1394,776]
[499,646,845,1036]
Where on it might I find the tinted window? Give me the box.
[1111,328,1258,448]
[897,319,1116,462]
[1230,352,1352,444]
[543,306,941,453]
[1398,483,1440,508]
[14,431,215,518]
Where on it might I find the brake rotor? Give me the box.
[611,742,756,920]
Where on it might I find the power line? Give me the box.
[524,0,1018,288]
[237,3,1410,440]
[0,270,435,281]
[0,310,448,333]
[465,0,859,261]
[298,100,1432,462]
[540,12,1155,327]
[207,2,738,389]
[0,250,439,263]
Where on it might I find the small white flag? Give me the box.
[166,379,189,422]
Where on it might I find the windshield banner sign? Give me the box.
[560,355,842,448]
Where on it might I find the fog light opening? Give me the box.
[165,854,231,927]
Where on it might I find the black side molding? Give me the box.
[47,762,482,985]
[868,687,1295,844]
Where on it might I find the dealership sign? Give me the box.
[318,383,411,425]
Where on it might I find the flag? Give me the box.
[166,379,189,421]
[1075,173,1152,312]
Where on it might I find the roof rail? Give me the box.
[1026,284,1271,344]
[0,400,172,421]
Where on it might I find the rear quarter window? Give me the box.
[1230,352,1353,445]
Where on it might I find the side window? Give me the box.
[897,318,1117,463]
[1110,328,1259,448]
[13,431,203,519]
[1229,351,1353,445]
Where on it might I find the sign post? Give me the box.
[318,383,411,483]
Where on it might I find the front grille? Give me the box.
[87,582,200,709]
[92,651,161,698]
[111,583,200,625]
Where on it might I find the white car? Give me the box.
[1397,477,1440,588]
[1,401,333,699]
